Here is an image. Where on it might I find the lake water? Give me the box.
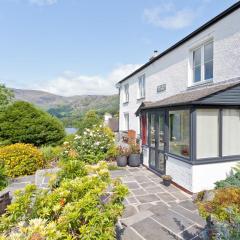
[65,128,78,135]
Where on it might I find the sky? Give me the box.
[0,0,238,96]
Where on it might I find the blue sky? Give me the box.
[0,0,238,96]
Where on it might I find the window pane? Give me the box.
[194,66,201,82]
[196,109,219,159]
[223,109,240,156]
[204,42,213,62]
[138,75,145,98]
[169,110,190,158]
[124,84,129,102]
[124,113,129,130]
[150,114,155,147]
[204,61,213,80]
[193,48,201,66]
[159,114,164,150]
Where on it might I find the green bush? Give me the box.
[77,110,102,134]
[0,161,128,239]
[0,101,65,146]
[0,166,8,191]
[215,171,240,189]
[215,163,240,189]
[66,125,116,164]
[40,145,62,166]
[0,143,44,177]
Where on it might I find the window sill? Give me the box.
[123,101,129,105]
[188,79,213,90]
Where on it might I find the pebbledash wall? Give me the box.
[118,8,240,135]
[118,5,240,193]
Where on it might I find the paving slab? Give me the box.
[131,188,148,196]
[121,211,153,226]
[136,194,160,203]
[170,203,206,226]
[140,181,157,189]
[122,205,138,218]
[152,211,194,235]
[134,175,150,183]
[125,181,141,190]
[179,200,198,212]
[132,217,177,240]
[179,225,204,240]
[157,192,178,202]
[127,197,139,204]
[121,227,144,240]
[146,186,165,194]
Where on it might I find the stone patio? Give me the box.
[111,166,206,240]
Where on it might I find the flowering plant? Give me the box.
[117,146,130,157]
[70,125,115,164]
[129,144,140,154]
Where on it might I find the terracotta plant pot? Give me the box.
[128,154,140,167]
[116,156,127,167]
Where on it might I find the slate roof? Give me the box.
[138,80,240,112]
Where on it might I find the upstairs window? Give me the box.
[138,75,145,99]
[123,84,129,103]
[193,41,213,84]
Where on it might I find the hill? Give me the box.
[13,89,119,127]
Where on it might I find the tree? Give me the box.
[0,101,66,146]
[0,84,14,109]
[77,110,102,134]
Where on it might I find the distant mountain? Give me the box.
[13,89,119,126]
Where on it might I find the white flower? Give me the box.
[74,135,81,139]
[63,141,69,145]
[95,141,100,146]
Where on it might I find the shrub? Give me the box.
[67,125,115,164]
[0,161,128,239]
[215,171,240,189]
[197,187,240,239]
[0,166,8,191]
[0,143,44,177]
[40,145,62,166]
[77,110,102,134]
[215,163,240,189]
[0,101,65,146]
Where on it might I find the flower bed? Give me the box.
[0,161,128,239]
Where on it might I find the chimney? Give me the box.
[149,50,158,61]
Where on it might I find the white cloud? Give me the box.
[29,0,58,6]
[37,64,141,96]
[143,3,195,30]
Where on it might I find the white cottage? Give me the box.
[116,2,240,193]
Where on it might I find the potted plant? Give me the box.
[162,175,172,186]
[116,146,129,167]
[128,144,140,167]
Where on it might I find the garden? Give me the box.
[0,85,131,239]
[195,163,240,239]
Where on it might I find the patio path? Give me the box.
[111,166,206,240]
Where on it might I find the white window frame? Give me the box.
[123,84,129,103]
[138,75,145,99]
[124,113,129,131]
[191,41,213,86]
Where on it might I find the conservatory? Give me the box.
[137,81,240,193]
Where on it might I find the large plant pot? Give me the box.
[163,179,171,186]
[128,154,140,167]
[116,156,127,167]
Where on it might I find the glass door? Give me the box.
[149,111,166,174]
